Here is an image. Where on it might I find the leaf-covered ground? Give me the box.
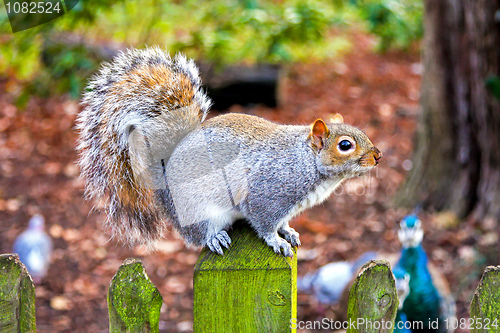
[0,34,496,332]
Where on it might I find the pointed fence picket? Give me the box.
[0,254,36,333]
[107,258,163,333]
[470,266,500,333]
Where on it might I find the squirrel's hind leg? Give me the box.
[177,221,232,255]
[203,211,240,254]
[183,214,238,255]
[206,230,231,255]
[175,219,230,254]
[172,207,239,254]
[204,213,236,255]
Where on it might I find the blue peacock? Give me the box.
[394,214,455,333]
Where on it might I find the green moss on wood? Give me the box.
[347,260,398,333]
[0,253,36,333]
[107,258,163,333]
[470,265,500,333]
[194,221,297,333]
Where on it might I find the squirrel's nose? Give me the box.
[373,147,382,165]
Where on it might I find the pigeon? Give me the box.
[13,214,53,283]
[297,251,378,304]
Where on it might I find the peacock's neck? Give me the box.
[400,245,429,273]
[398,245,442,329]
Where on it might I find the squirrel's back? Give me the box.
[76,47,211,244]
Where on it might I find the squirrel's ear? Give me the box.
[310,119,330,150]
[329,113,344,124]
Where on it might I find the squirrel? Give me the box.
[76,47,382,257]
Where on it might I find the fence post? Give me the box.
[108,258,163,333]
[346,260,398,333]
[0,253,36,333]
[470,265,500,333]
[193,222,297,333]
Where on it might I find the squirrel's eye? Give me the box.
[337,136,356,154]
[338,140,352,151]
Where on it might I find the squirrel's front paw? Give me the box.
[265,234,294,257]
[279,226,301,247]
[206,230,232,255]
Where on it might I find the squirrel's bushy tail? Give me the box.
[76,47,211,244]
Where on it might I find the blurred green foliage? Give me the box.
[0,0,126,103]
[0,0,422,101]
[356,0,423,51]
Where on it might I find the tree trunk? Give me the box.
[397,0,500,223]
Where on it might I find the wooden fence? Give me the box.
[1,223,499,333]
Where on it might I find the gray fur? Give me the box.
[163,115,376,256]
[77,48,379,255]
